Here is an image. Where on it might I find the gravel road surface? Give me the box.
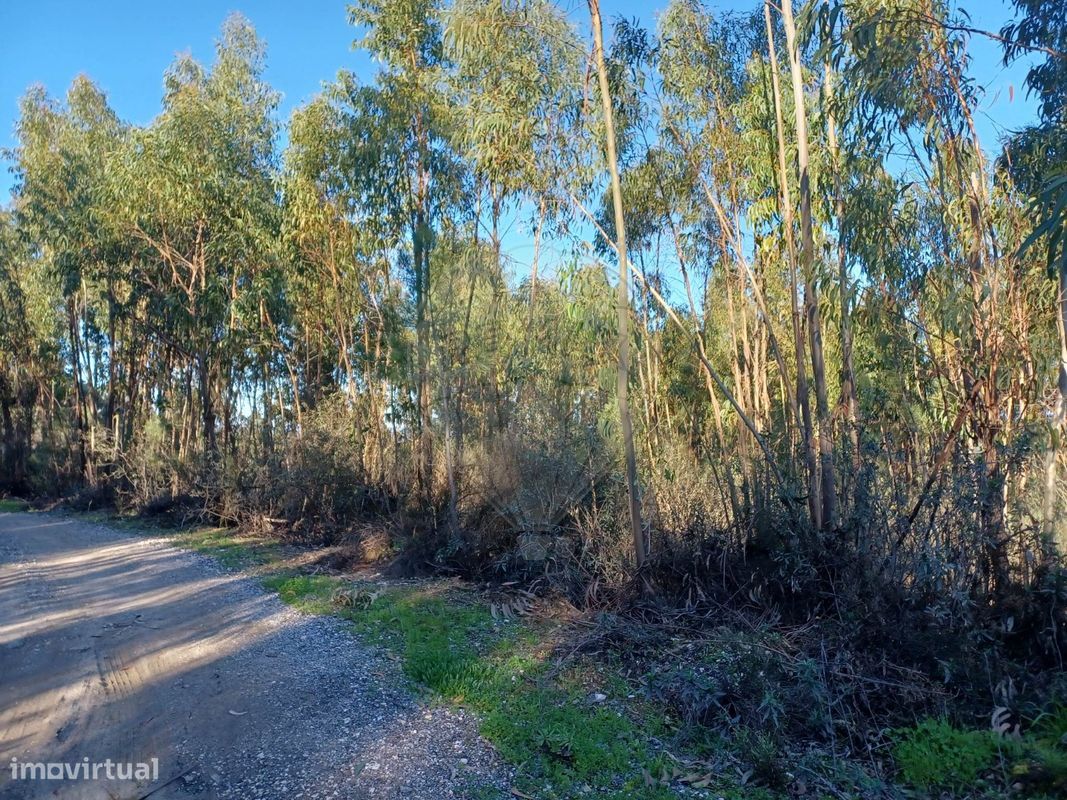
[0,511,510,800]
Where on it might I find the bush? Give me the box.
[238,395,389,544]
[471,426,610,538]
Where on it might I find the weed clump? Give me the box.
[892,718,1002,790]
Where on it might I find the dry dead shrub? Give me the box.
[352,522,394,562]
[472,430,610,535]
[226,395,388,543]
[643,435,730,538]
[466,421,611,558]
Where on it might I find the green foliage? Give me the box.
[1032,703,1067,743]
[161,527,275,569]
[445,0,582,199]
[892,713,1067,796]
[353,589,497,695]
[261,574,344,610]
[892,719,1003,791]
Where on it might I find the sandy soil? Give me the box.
[0,510,510,800]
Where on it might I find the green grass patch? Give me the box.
[261,573,344,612]
[263,576,679,798]
[893,715,1067,796]
[353,589,498,696]
[0,498,29,512]
[1016,705,1067,796]
[893,718,1003,790]
[171,527,275,569]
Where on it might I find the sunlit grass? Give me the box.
[113,520,767,798]
[892,715,1067,796]
[175,527,276,568]
[260,571,682,798]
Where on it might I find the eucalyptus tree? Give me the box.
[758,2,818,518]
[11,77,127,483]
[445,0,583,318]
[651,1,808,523]
[836,0,1045,592]
[282,99,345,409]
[111,14,280,462]
[347,0,463,501]
[588,0,646,568]
[816,2,862,513]
[653,1,765,517]
[1002,0,1067,543]
[777,0,836,531]
[0,210,63,491]
[282,95,410,485]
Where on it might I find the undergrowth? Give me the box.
[891,716,1067,797]
[892,719,1005,791]
[108,513,1067,799]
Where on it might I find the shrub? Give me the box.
[471,427,610,538]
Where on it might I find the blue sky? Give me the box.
[0,0,1041,277]
[0,0,364,195]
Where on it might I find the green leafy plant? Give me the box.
[892,718,1003,790]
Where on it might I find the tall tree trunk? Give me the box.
[529,196,546,315]
[68,299,92,485]
[590,0,645,569]
[199,351,217,457]
[781,0,836,531]
[1044,248,1067,556]
[413,212,433,502]
[765,0,820,528]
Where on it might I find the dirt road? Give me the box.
[0,511,509,800]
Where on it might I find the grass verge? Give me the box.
[100,513,1067,799]
[259,572,692,799]
[101,515,736,798]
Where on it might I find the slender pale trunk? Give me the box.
[529,196,546,316]
[68,300,89,484]
[666,216,741,522]
[637,257,659,472]
[198,353,217,457]
[727,270,754,499]
[572,187,793,504]
[1045,253,1067,553]
[413,212,433,500]
[590,0,645,569]
[765,0,820,528]
[926,24,1008,591]
[410,80,434,503]
[781,0,835,531]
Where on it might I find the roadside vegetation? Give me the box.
[2,0,1067,797]
[67,511,1061,799]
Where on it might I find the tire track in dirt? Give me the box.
[0,511,511,800]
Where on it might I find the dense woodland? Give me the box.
[2,0,1066,751]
